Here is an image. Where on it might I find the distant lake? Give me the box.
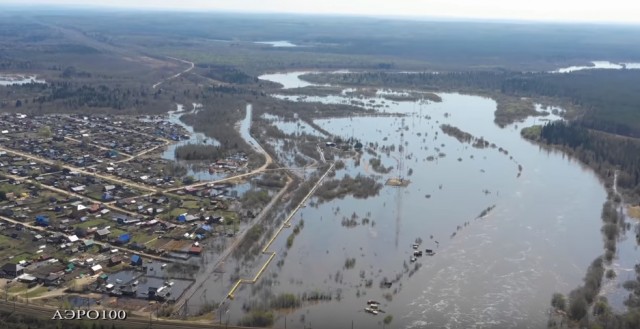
[0,75,46,86]
[255,40,298,47]
[553,61,640,73]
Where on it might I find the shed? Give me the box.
[35,215,50,227]
[117,233,131,244]
[188,246,203,255]
[90,264,103,274]
[130,254,142,266]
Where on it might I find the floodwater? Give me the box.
[0,75,45,86]
[222,72,610,329]
[255,41,298,47]
[553,61,640,73]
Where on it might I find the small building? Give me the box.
[95,228,110,240]
[44,273,62,286]
[108,256,122,266]
[17,273,37,283]
[35,214,50,227]
[130,254,143,266]
[90,264,103,274]
[188,246,203,255]
[116,233,130,245]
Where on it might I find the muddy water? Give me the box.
[216,73,608,328]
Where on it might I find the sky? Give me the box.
[4,0,640,24]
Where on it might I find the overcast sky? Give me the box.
[5,0,640,24]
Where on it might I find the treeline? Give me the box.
[302,70,640,136]
[537,121,640,196]
[3,81,157,111]
[197,64,258,84]
[174,143,226,161]
[316,174,383,202]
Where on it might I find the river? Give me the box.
[218,72,610,329]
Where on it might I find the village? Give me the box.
[0,112,279,309]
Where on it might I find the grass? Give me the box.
[131,232,155,244]
[75,218,110,229]
[26,286,48,298]
[8,283,28,294]
[168,208,189,219]
[628,206,640,220]
[182,200,201,209]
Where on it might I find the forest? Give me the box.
[302,70,640,136]
[530,121,640,198]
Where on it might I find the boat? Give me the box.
[367,300,380,305]
[365,307,379,315]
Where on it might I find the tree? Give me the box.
[551,293,566,311]
[38,126,52,138]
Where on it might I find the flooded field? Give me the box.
[212,72,610,329]
[0,74,45,86]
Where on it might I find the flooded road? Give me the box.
[214,72,611,329]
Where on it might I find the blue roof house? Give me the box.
[35,215,50,227]
[130,254,143,266]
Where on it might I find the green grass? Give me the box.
[26,286,48,298]
[131,232,155,244]
[8,283,28,294]
[168,208,189,218]
[182,200,201,209]
[75,218,109,229]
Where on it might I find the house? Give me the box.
[116,233,130,245]
[1,263,24,278]
[325,142,337,147]
[103,185,116,192]
[35,214,50,227]
[121,285,137,296]
[88,204,101,213]
[95,228,110,240]
[67,235,79,243]
[17,274,37,284]
[130,254,143,266]
[44,273,62,286]
[90,264,102,274]
[108,256,122,266]
[70,185,86,193]
[83,239,95,249]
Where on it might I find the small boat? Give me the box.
[412,244,419,250]
[365,307,379,315]
[410,256,417,263]
[370,304,379,310]
[425,249,436,256]
[413,250,423,257]
[367,300,380,305]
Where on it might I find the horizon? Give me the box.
[2,0,640,25]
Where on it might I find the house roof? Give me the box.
[96,229,110,235]
[2,263,23,272]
